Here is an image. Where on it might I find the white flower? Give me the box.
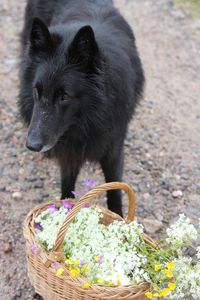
[35,206,200,295]
[166,214,198,249]
[197,247,200,260]
[167,258,200,300]
[35,206,69,250]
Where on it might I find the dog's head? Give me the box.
[26,18,102,152]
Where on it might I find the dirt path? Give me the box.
[0,0,200,299]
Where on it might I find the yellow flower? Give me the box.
[73,260,80,266]
[117,281,121,286]
[56,268,64,276]
[70,268,80,277]
[164,269,173,278]
[154,264,161,271]
[83,265,90,273]
[160,288,170,297]
[145,291,153,299]
[82,283,90,289]
[97,279,104,284]
[108,281,113,286]
[167,262,176,270]
[168,282,176,291]
[65,259,73,265]
[153,292,161,297]
[96,255,100,261]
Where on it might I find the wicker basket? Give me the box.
[23,182,154,300]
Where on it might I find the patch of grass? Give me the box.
[176,0,200,17]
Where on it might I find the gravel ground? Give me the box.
[0,0,200,299]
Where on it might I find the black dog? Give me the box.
[19,0,144,216]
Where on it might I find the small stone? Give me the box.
[162,189,170,196]
[42,192,49,198]
[149,187,158,194]
[34,196,43,203]
[132,167,141,175]
[5,273,11,282]
[26,176,37,182]
[15,290,22,297]
[172,190,183,198]
[143,218,163,234]
[0,185,6,191]
[143,193,150,200]
[132,185,140,193]
[3,242,13,253]
[18,168,25,175]
[9,174,19,181]
[12,191,22,200]
[34,180,44,189]
[181,174,189,180]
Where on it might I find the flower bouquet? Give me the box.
[23,182,200,300]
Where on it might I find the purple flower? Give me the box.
[62,200,74,210]
[34,223,43,231]
[30,244,37,253]
[79,260,85,267]
[48,203,58,213]
[98,256,104,266]
[72,189,84,197]
[53,262,60,271]
[83,203,90,209]
[83,180,96,189]
[71,191,79,197]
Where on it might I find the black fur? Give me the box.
[19,0,145,216]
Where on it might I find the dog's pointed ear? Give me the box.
[30,18,51,51]
[68,25,98,65]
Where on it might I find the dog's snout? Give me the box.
[26,137,43,152]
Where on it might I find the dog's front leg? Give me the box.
[60,162,80,199]
[100,146,124,217]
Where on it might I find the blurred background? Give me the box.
[0,0,200,299]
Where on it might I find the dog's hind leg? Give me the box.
[100,146,124,217]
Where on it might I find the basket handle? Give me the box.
[53,182,136,252]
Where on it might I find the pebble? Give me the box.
[9,174,19,181]
[162,189,170,196]
[0,166,4,176]
[42,192,49,198]
[149,187,158,194]
[132,185,140,193]
[34,196,43,203]
[18,168,25,175]
[26,176,37,182]
[11,289,22,300]
[172,190,183,198]
[34,180,44,189]
[142,218,163,234]
[143,193,150,200]
[181,174,189,180]
[0,185,6,191]
[12,191,22,200]
[132,167,141,175]
[3,242,13,253]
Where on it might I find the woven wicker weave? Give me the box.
[23,182,153,300]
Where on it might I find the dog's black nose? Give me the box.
[26,139,43,152]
